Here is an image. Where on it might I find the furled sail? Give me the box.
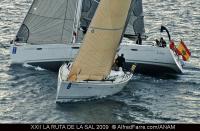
[15,0,79,44]
[125,0,145,36]
[68,0,132,81]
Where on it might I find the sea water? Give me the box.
[0,0,200,123]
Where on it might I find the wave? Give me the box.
[23,63,46,71]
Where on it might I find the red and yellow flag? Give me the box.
[176,40,191,61]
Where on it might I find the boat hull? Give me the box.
[56,65,133,103]
[119,43,183,74]
[10,43,79,71]
[10,42,183,74]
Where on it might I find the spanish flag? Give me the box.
[176,40,191,61]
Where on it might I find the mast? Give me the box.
[72,0,83,43]
[74,0,83,34]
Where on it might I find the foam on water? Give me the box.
[23,63,46,71]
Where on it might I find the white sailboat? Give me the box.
[10,0,100,71]
[119,41,183,74]
[10,0,184,74]
[10,0,83,71]
[56,0,133,103]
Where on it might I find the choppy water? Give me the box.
[0,0,200,123]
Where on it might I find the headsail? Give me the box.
[15,0,79,44]
[80,0,100,32]
[76,0,100,42]
[68,0,132,81]
[125,0,145,36]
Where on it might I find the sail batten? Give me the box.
[90,27,123,31]
[16,0,79,44]
[68,0,132,82]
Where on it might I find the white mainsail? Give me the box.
[68,0,132,81]
[16,0,79,44]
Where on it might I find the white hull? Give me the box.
[56,64,133,103]
[10,41,183,73]
[119,42,183,74]
[10,43,80,71]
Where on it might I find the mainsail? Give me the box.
[68,0,132,81]
[15,0,79,44]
